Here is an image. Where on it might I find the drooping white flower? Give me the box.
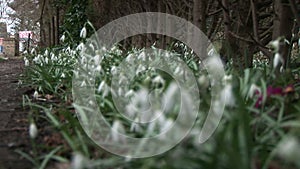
[118,87,123,96]
[45,57,49,64]
[95,65,102,72]
[44,49,49,56]
[280,66,284,73]
[61,73,66,78]
[97,81,106,93]
[33,56,39,63]
[33,91,39,99]
[29,122,38,139]
[125,89,135,98]
[136,65,146,75]
[248,84,261,98]
[208,48,217,57]
[162,82,180,113]
[94,55,102,66]
[198,75,209,88]
[111,66,117,75]
[269,39,280,53]
[80,81,86,87]
[220,83,235,107]
[174,67,182,75]
[273,53,284,69]
[152,75,165,87]
[76,43,85,51]
[24,58,29,66]
[30,48,36,55]
[89,43,94,51]
[277,136,300,164]
[126,53,134,63]
[159,118,173,132]
[111,120,125,142]
[71,152,86,169]
[205,56,224,82]
[222,74,232,83]
[60,34,65,42]
[130,117,142,132]
[138,51,146,61]
[80,27,87,38]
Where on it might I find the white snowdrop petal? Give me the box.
[80,27,87,38]
[29,123,38,139]
[33,91,39,99]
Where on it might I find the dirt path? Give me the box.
[0,59,32,169]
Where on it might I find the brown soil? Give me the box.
[0,58,33,169]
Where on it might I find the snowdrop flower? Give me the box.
[126,53,134,63]
[111,66,117,75]
[45,57,49,64]
[205,56,224,79]
[101,46,107,52]
[71,152,86,169]
[118,88,123,96]
[80,81,86,87]
[198,75,209,88]
[222,74,232,83]
[273,53,284,69]
[248,84,261,98]
[280,66,284,73]
[163,82,180,112]
[208,48,217,57]
[130,118,142,132]
[152,75,165,86]
[24,58,29,66]
[269,39,280,53]
[60,34,65,42]
[97,81,106,93]
[125,89,135,98]
[66,46,71,54]
[76,43,85,51]
[95,65,102,72]
[220,83,235,107]
[33,91,39,99]
[111,120,125,142]
[138,52,146,61]
[80,26,87,38]
[50,53,55,60]
[30,48,36,55]
[174,67,182,75]
[61,73,66,78]
[277,136,300,164]
[89,43,94,51]
[29,122,38,139]
[160,118,173,132]
[136,65,146,75]
[45,49,49,56]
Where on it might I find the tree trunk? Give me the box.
[272,0,294,70]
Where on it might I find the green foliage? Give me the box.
[21,23,300,168]
[54,0,90,46]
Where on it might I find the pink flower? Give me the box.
[254,85,294,108]
[266,86,283,96]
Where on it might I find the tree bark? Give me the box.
[272,0,294,69]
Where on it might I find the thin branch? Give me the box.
[288,0,300,26]
[208,8,222,16]
[251,0,259,41]
[39,0,46,22]
[228,31,254,43]
[217,0,230,13]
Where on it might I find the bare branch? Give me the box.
[288,0,300,26]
